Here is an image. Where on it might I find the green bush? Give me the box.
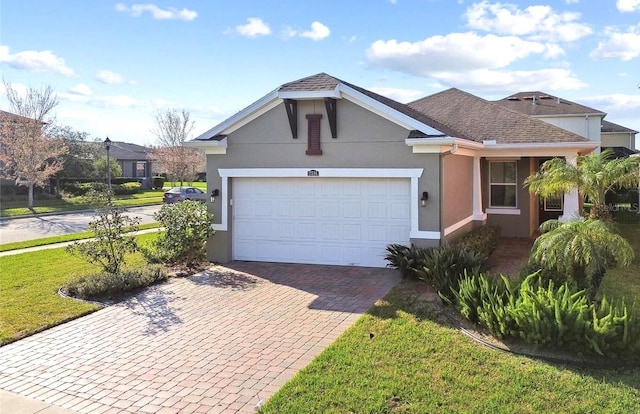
[113,182,141,195]
[384,244,424,278]
[455,224,501,258]
[152,176,165,190]
[67,205,139,274]
[414,245,486,303]
[142,200,214,269]
[452,272,640,357]
[62,182,107,196]
[63,265,168,300]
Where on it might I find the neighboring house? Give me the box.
[105,141,154,189]
[186,73,598,268]
[493,92,638,154]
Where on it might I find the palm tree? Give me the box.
[524,149,640,219]
[530,218,634,301]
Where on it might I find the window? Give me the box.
[543,194,563,211]
[489,161,517,208]
[135,161,146,178]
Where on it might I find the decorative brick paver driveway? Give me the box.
[0,263,400,413]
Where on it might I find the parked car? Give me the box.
[162,187,208,203]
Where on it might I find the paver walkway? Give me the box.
[0,262,400,413]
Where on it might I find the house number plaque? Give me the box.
[307,169,319,177]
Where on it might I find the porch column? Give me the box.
[472,156,486,220]
[559,153,580,221]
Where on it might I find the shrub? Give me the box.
[152,176,166,190]
[63,265,168,300]
[414,245,486,302]
[384,244,425,279]
[142,200,214,269]
[67,204,140,274]
[456,224,501,258]
[113,182,141,195]
[452,272,640,357]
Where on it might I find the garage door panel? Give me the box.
[233,177,411,268]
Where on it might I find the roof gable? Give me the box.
[408,88,589,144]
[192,73,447,142]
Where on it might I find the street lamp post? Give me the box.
[104,137,112,205]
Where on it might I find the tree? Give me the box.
[0,83,68,209]
[530,218,634,302]
[149,108,204,185]
[92,155,123,180]
[51,125,100,179]
[67,199,140,274]
[524,150,640,219]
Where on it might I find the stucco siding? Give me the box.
[536,115,602,142]
[205,98,443,263]
[441,154,473,229]
[602,133,633,149]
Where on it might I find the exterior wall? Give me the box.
[206,98,442,263]
[441,154,473,229]
[482,157,532,238]
[602,132,634,149]
[537,115,602,143]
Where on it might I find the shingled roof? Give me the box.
[492,92,605,116]
[601,120,638,134]
[407,88,590,144]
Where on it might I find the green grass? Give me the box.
[260,281,640,413]
[0,223,160,252]
[163,181,206,189]
[0,233,158,345]
[0,190,163,217]
[261,223,640,413]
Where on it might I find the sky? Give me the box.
[1,0,639,149]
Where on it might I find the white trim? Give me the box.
[218,168,423,178]
[486,208,521,215]
[410,230,441,240]
[339,83,445,136]
[214,168,440,240]
[444,215,474,236]
[472,156,484,221]
[277,88,341,100]
[203,147,227,155]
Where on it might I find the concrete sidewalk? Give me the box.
[0,389,75,413]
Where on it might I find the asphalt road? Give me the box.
[0,205,161,244]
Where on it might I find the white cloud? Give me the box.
[95,70,135,85]
[368,87,425,103]
[0,45,74,76]
[59,92,140,108]
[115,3,197,21]
[366,32,549,75]
[617,0,640,12]
[432,68,586,92]
[68,84,92,96]
[283,21,331,41]
[590,24,640,61]
[234,17,271,37]
[300,21,331,41]
[465,1,592,42]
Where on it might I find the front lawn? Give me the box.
[0,233,158,345]
[261,281,640,413]
[261,223,640,413]
[0,190,163,217]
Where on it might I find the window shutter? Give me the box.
[305,114,322,155]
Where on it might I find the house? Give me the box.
[104,141,154,189]
[186,73,598,268]
[492,92,638,154]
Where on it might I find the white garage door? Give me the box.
[233,177,411,267]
